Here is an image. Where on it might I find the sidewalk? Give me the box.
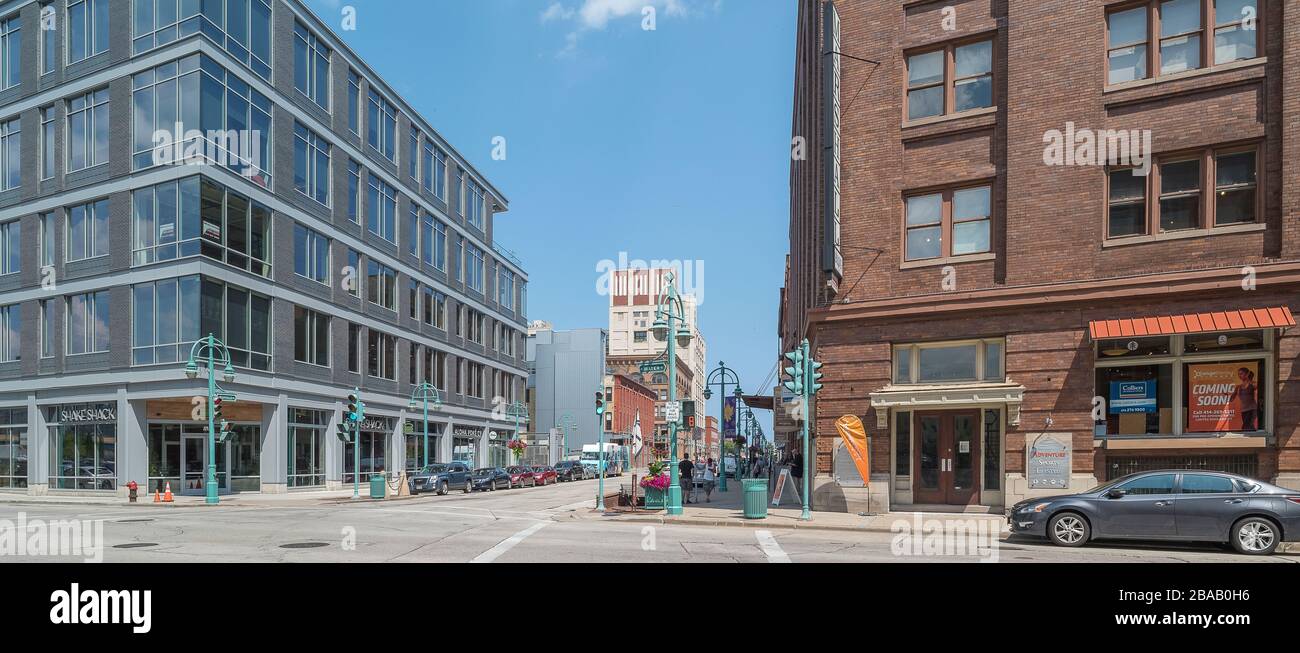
[556,474,1009,534]
[0,486,420,509]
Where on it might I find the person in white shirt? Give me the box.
[702,457,717,502]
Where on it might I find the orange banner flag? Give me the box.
[835,414,870,483]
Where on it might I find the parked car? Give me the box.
[506,465,536,488]
[531,465,558,486]
[1008,470,1300,555]
[409,462,473,495]
[554,460,586,482]
[471,467,512,491]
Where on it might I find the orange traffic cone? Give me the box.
[163,482,174,503]
[153,486,161,503]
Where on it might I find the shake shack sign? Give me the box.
[359,416,394,432]
[49,403,117,424]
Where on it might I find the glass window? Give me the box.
[67,291,110,355]
[68,198,109,262]
[983,409,1000,489]
[347,159,361,223]
[293,306,329,367]
[1107,168,1147,238]
[0,220,17,275]
[202,278,270,370]
[917,344,978,382]
[1214,0,1258,64]
[68,88,110,171]
[293,22,330,110]
[367,89,397,161]
[0,408,29,488]
[366,260,397,310]
[406,204,419,257]
[131,275,200,365]
[465,178,487,229]
[1159,0,1203,75]
[40,107,54,180]
[288,418,325,488]
[347,70,361,134]
[367,176,397,242]
[293,223,330,284]
[951,186,990,256]
[1107,6,1149,84]
[1097,336,1172,358]
[0,303,18,362]
[1116,473,1176,494]
[1185,360,1264,432]
[904,193,942,261]
[953,40,992,113]
[1214,150,1256,225]
[347,323,360,372]
[893,345,912,383]
[465,244,485,292]
[133,0,272,80]
[408,279,419,320]
[0,118,17,192]
[1095,364,1174,435]
[67,0,108,65]
[1183,330,1264,354]
[40,4,56,76]
[346,248,360,297]
[1181,473,1235,493]
[894,411,910,477]
[1158,158,1201,232]
[40,299,54,358]
[40,212,55,267]
[984,340,1003,381]
[408,128,420,180]
[293,122,330,205]
[906,50,944,120]
[368,330,396,379]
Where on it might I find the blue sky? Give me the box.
[306,0,795,430]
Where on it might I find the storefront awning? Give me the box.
[1088,307,1295,341]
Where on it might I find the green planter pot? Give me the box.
[643,486,666,510]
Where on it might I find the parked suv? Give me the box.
[554,460,586,482]
[410,462,473,495]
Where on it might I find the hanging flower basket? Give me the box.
[639,472,670,510]
[507,439,527,459]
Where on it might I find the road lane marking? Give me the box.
[755,530,791,563]
[470,522,550,563]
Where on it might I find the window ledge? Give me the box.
[900,252,995,270]
[1103,57,1266,95]
[1102,222,1265,249]
[901,105,997,131]
[1098,434,1269,450]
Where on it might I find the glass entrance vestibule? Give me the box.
[148,423,261,494]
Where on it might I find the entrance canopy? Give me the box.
[1087,307,1295,340]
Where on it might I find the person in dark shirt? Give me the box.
[790,452,803,480]
[679,455,695,504]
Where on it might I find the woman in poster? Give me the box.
[1236,367,1258,431]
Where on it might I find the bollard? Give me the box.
[128,480,138,503]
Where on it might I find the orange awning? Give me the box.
[1089,307,1295,340]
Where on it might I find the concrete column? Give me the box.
[119,394,149,497]
[327,402,344,490]
[440,417,453,462]
[479,425,489,468]
[260,395,287,493]
[26,392,44,494]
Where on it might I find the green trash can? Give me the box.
[742,478,768,519]
[370,472,386,499]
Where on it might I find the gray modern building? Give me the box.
[0,0,529,496]
[527,327,606,460]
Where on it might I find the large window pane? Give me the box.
[917,344,978,381]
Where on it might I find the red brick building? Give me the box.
[781,0,1300,513]
[606,373,658,468]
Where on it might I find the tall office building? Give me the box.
[0,0,529,496]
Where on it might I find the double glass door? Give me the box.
[182,433,227,494]
[914,411,980,505]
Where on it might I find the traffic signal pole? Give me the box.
[784,338,822,521]
[596,391,606,511]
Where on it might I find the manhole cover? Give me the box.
[279,542,330,549]
[113,543,159,549]
[116,518,154,523]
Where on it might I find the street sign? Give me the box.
[639,361,666,374]
[665,401,681,422]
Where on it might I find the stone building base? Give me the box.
[812,474,890,514]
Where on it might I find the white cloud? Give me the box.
[543,0,699,58]
[540,2,575,23]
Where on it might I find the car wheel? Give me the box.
[437,480,448,496]
[1047,512,1089,547]
[464,480,472,494]
[1231,517,1279,555]
[491,480,498,491]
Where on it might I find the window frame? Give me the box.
[66,290,110,356]
[66,0,109,66]
[292,222,330,286]
[902,181,994,262]
[292,21,331,111]
[293,305,330,368]
[66,88,109,173]
[1104,0,1261,86]
[903,34,996,122]
[892,338,1006,385]
[1103,142,1261,240]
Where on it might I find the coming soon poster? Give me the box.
[1187,361,1260,432]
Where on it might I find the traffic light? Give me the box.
[217,419,234,443]
[336,421,352,443]
[346,392,360,423]
[783,347,804,395]
[685,415,696,429]
[212,396,224,424]
[807,358,824,396]
[595,391,604,415]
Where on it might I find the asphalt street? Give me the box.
[2,478,1296,563]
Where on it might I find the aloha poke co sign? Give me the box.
[1027,433,1071,490]
[54,404,116,423]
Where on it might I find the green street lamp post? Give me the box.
[558,412,577,462]
[652,271,694,516]
[595,390,607,511]
[185,333,236,506]
[407,383,443,469]
[704,365,741,491]
[506,401,529,464]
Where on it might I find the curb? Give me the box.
[559,512,1010,534]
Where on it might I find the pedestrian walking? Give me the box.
[679,455,695,504]
[702,457,717,502]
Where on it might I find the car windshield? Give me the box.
[474,468,494,474]
[420,464,448,474]
[508,467,527,473]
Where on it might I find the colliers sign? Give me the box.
[54,404,117,423]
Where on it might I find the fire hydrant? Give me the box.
[128,481,138,503]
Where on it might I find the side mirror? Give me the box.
[1106,488,1127,499]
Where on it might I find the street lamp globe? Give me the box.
[184,360,198,379]
[651,314,669,341]
[222,365,236,383]
[674,325,692,349]
[407,400,418,410]
[703,388,712,400]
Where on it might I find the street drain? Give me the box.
[113,543,159,549]
[279,542,330,549]
[116,518,154,523]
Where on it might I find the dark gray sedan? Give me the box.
[471,467,512,491]
[1008,470,1300,555]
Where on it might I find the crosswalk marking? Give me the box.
[755,530,791,563]
[470,522,550,563]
